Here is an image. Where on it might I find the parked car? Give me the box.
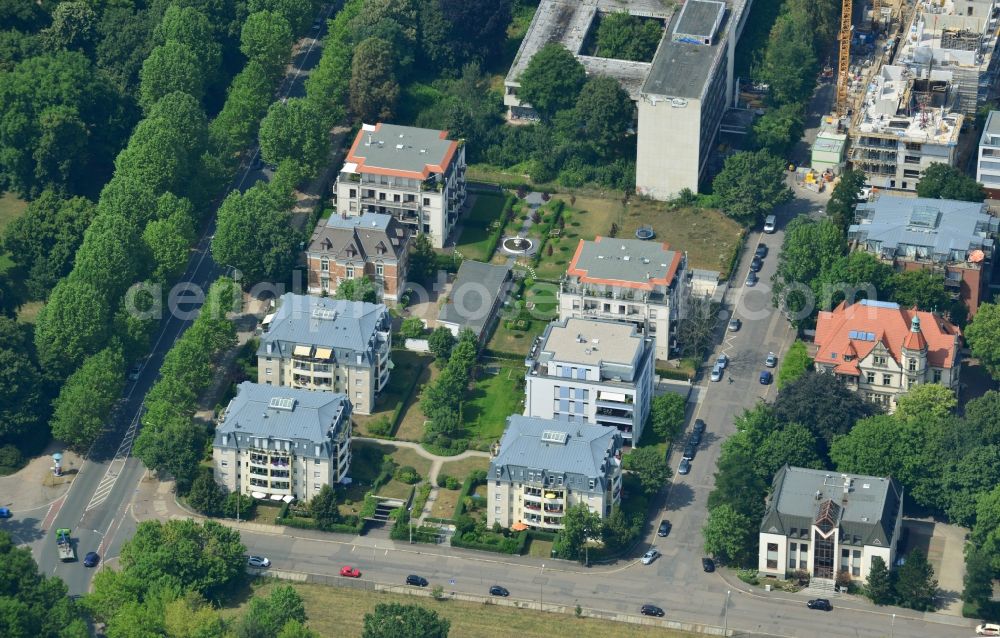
[640,604,665,617]
[693,419,706,436]
[701,557,715,572]
[689,428,702,446]
[728,318,741,332]
[763,215,776,233]
[127,363,142,382]
[0,507,10,518]
[247,556,270,568]
[406,574,428,587]
[750,256,763,272]
[765,352,777,368]
[710,364,723,382]
[339,566,361,578]
[760,370,773,385]
[641,549,660,565]
[716,353,728,369]
[489,585,509,597]
[745,271,758,287]
[807,598,833,611]
[657,520,672,537]
[682,442,697,460]
[678,458,691,475]
[976,623,1000,636]
[83,552,100,568]
[755,244,768,259]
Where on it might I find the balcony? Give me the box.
[543,505,564,514]
[524,502,541,511]
[542,490,564,501]
[596,399,634,411]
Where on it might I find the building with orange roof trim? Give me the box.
[558,237,688,360]
[813,299,961,412]
[333,123,467,248]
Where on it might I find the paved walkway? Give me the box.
[0,441,83,513]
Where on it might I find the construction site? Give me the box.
[832,0,1000,193]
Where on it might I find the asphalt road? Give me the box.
[27,4,337,595]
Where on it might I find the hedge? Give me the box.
[481,349,526,362]
[389,509,439,543]
[452,474,482,520]
[530,200,566,268]
[451,530,525,554]
[482,193,516,262]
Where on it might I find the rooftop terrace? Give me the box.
[853,65,963,143]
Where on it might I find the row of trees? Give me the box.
[420,328,479,452]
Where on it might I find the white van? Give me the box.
[763,215,776,233]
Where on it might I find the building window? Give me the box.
[356,378,362,385]
[766,543,779,570]
[588,479,595,489]
[376,263,384,276]
[495,506,501,514]
[320,258,329,272]
[346,266,354,279]
[221,460,228,467]
[873,355,887,366]
[866,372,876,384]
[314,483,320,489]
[423,197,430,206]
[908,358,916,371]
[882,373,892,386]
[933,369,942,383]
[349,188,357,198]
[355,392,362,398]
[314,472,320,478]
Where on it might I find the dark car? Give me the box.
[489,585,509,597]
[0,507,11,519]
[759,370,773,385]
[689,428,702,446]
[678,458,691,475]
[728,318,741,332]
[807,598,832,611]
[745,271,758,287]
[83,552,100,568]
[640,604,665,617]
[657,520,672,537]
[406,575,428,587]
[702,557,715,572]
[755,244,768,259]
[750,256,763,272]
[693,419,706,436]
[682,442,697,460]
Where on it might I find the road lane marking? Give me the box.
[41,495,66,531]
[85,411,141,513]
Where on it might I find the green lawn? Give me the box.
[461,365,524,448]
[438,456,489,480]
[376,479,414,501]
[351,439,433,481]
[454,192,507,262]
[484,279,556,356]
[352,350,432,436]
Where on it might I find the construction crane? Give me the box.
[836,0,854,117]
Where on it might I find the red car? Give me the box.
[340,565,361,578]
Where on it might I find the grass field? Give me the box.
[454,192,508,261]
[394,362,440,442]
[238,582,696,638]
[352,351,432,436]
[462,365,524,448]
[376,479,414,501]
[249,503,283,525]
[429,485,461,520]
[439,456,489,480]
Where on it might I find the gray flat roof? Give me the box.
[577,56,653,100]
[259,294,389,363]
[982,110,1000,144]
[673,0,725,41]
[642,1,730,99]
[540,317,643,367]
[851,195,997,256]
[492,415,621,481]
[346,124,456,176]
[438,260,512,337]
[569,237,681,286]
[217,382,351,447]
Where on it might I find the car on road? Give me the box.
[247,556,270,568]
[693,419,706,436]
[763,215,776,233]
[765,352,777,368]
[641,549,660,565]
[0,507,10,518]
[716,353,728,369]
[640,604,665,617]
[755,244,768,259]
[406,574,428,587]
[312,18,322,30]
[701,557,715,572]
[977,623,1000,636]
[807,598,832,611]
[745,271,758,287]
[339,566,361,578]
[759,370,773,385]
[682,441,697,460]
[728,318,741,332]
[678,458,691,475]
[750,256,763,272]
[83,552,100,568]
[657,520,672,537]
[689,428,702,446]
[710,364,723,382]
[489,585,509,597]
[127,362,142,381]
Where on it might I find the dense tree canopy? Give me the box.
[826,169,865,231]
[595,12,662,62]
[212,183,299,285]
[966,302,1000,379]
[773,371,876,459]
[0,318,48,448]
[623,446,672,496]
[570,76,634,156]
[777,340,812,388]
[772,216,845,323]
[49,346,125,450]
[915,163,986,202]
[362,603,450,638]
[34,277,112,379]
[712,150,791,226]
[240,10,294,79]
[258,98,330,171]
[138,40,204,111]
[420,0,512,70]
[751,103,804,157]
[350,36,400,121]
[516,43,587,121]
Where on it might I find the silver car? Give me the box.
[710,364,723,382]
[247,556,271,568]
[641,549,660,565]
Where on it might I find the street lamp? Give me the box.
[890,613,895,638]
[540,563,545,611]
[724,589,731,635]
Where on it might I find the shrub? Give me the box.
[395,465,421,484]
[368,416,392,437]
[737,569,760,586]
[431,584,445,599]
[436,473,451,488]
[445,476,461,490]
[0,445,25,472]
[399,317,424,339]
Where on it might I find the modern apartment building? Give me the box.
[976,110,1000,196]
[212,382,353,503]
[305,212,411,301]
[487,415,623,531]
[524,317,655,446]
[759,466,904,583]
[813,299,962,412]
[258,294,392,415]
[849,195,997,315]
[334,123,466,248]
[559,237,686,360]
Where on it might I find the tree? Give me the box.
[712,150,791,226]
[826,169,866,231]
[241,10,294,79]
[594,12,662,61]
[309,485,340,530]
[894,383,957,423]
[209,61,275,156]
[571,76,634,155]
[894,548,938,611]
[34,277,112,378]
[817,251,896,310]
[962,546,995,611]
[259,98,330,171]
[156,5,221,90]
[648,393,686,441]
[133,412,207,493]
[516,43,587,121]
[943,445,1000,527]
[556,503,603,561]
[0,318,47,448]
[335,276,378,303]
[777,340,812,388]
[890,269,951,312]
[187,468,225,516]
[622,446,672,496]
[399,317,424,339]
[142,198,196,283]
[420,0,512,70]
[915,163,985,202]
[163,592,228,638]
[249,0,315,36]
[138,41,204,111]
[751,103,805,157]
[212,183,299,285]
[830,415,910,479]
[774,371,876,458]
[350,36,400,121]
[237,585,307,638]
[362,603,450,638]
[428,327,456,361]
[42,1,97,54]
[72,212,145,300]
[865,556,893,605]
[49,346,125,450]
[675,296,718,358]
[408,233,437,285]
[758,11,817,106]
[772,217,846,323]
[707,444,769,521]
[277,621,320,638]
[966,301,1000,379]
[756,422,822,478]
[965,390,1000,445]
[703,504,755,566]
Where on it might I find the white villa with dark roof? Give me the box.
[212,382,353,503]
[487,415,623,531]
[759,466,904,584]
[258,293,392,414]
[524,317,655,446]
[334,123,467,248]
[559,237,687,360]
